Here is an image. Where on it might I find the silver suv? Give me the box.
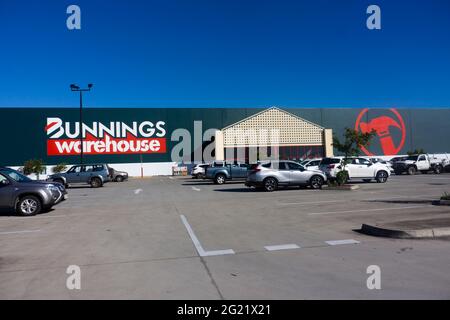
[0,167,67,216]
[245,160,327,192]
[48,164,110,188]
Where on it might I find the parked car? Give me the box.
[299,158,322,171]
[108,167,129,182]
[47,164,110,188]
[390,156,408,163]
[191,163,210,179]
[319,157,390,183]
[392,153,450,175]
[369,158,394,174]
[245,160,327,192]
[205,162,249,184]
[0,167,67,216]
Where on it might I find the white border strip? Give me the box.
[325,239,360,246]
[308,205,431,215]
[264,244,300,251]
[180,215,235,257]
[0,229,41,235]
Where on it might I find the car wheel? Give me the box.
[376,171,388,183]
[309,175,324,189]
[407,166,416,175]
[90,177,102,188]
[16,195,42,216]
[116,176,124,182]
[215,174,226,185]
[434,165,443,174]
[263,177,278,192]
[363,179,372,183]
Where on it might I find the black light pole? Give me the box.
[70,84,93,164]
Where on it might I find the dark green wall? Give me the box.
[1,108,449,166]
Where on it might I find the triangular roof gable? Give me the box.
[222,106,324,131]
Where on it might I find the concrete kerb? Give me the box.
[360,224,450,239]
[432,200,450,206]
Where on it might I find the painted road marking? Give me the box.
[191,187,201,191]
[0,229,41,235]
[134,189,143,194]
[279,200,347,205]
[280,195,442,206]
[308,205,432,215]
[180,215,235,257]
[264,244,300,251]
[325,239,360,246]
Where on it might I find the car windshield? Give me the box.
[0,168,32,182]
[406,155,418,161]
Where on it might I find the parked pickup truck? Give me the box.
[204,162,250,184]
[392,153,450,175]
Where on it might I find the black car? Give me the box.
[0,167,67,216]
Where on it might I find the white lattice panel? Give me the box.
[222,107,324,146]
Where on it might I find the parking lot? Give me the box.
[1,173,450,299]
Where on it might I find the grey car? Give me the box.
[48,164,110,188]
[0,167,67,216]
[108,167,129,182]
[245,160,327,192]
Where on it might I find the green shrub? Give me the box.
[441,192,450,200]
[336,170,349,186]
[52,163,68,173]
[407,148,425,156]
[23,159,45,180]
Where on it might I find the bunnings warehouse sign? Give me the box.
[46,117,167,155]
[0,107,449,166]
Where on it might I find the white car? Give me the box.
[299,158,322,171]
[369,158,394,174]
[190,164,210,179]
[319,157,390,183]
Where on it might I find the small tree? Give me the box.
[23,159,45,180]
[332,128,376,185]
[52,163,68,174]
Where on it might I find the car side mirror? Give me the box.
[0,179,10,186]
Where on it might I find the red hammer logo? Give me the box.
[355,108,406,156]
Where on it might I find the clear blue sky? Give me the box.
[1,0,449,108]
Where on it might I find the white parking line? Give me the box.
[308,205,432,215]
[0,229,41,235]
[264,244,300,251]
[279,200,347,205]
[281,194,442,206]
[191,187,201,192]
[134,189,143,194]
[180,215,235,257]
[325,239,360,246]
